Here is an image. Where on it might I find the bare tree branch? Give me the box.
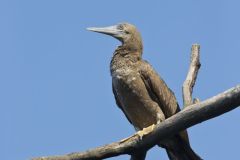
[32,85,240,160]
[183,44,201,107]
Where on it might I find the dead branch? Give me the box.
[183,44,201,107]
[32,84,240,160]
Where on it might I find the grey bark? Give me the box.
[183,44,201,107]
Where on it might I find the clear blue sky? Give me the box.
[1,0,240,160]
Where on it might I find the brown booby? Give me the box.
[87,23,201,160]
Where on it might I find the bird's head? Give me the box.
[87,23,143,53]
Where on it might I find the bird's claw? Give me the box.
[137,124,156,139]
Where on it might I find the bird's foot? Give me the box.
[137,124,156,140]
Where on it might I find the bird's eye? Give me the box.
[117,25,124,30]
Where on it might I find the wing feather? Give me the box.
[139,60,180,118]
[139,60,189,143]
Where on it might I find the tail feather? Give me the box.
[130,151,147,160]
[159,135,202,160]
[166,142,202,160]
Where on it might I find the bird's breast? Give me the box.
[112,67,138,81]
[112,67,163,129]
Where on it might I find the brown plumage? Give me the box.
[87,23,201,160]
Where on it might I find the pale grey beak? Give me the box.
[87,25,123,41]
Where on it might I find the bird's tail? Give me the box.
[159,135,202,160]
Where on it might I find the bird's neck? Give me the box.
[110,46,141,76]
[113,45,142,60]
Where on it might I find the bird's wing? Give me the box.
[139,60,180,118]
[140,60,190,143]
[112,83,133,125]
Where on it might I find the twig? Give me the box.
[183,44,201,107]
[32,85,240,160]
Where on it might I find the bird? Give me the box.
[87,23,202,160]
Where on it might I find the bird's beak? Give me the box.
[87,25,123,40]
